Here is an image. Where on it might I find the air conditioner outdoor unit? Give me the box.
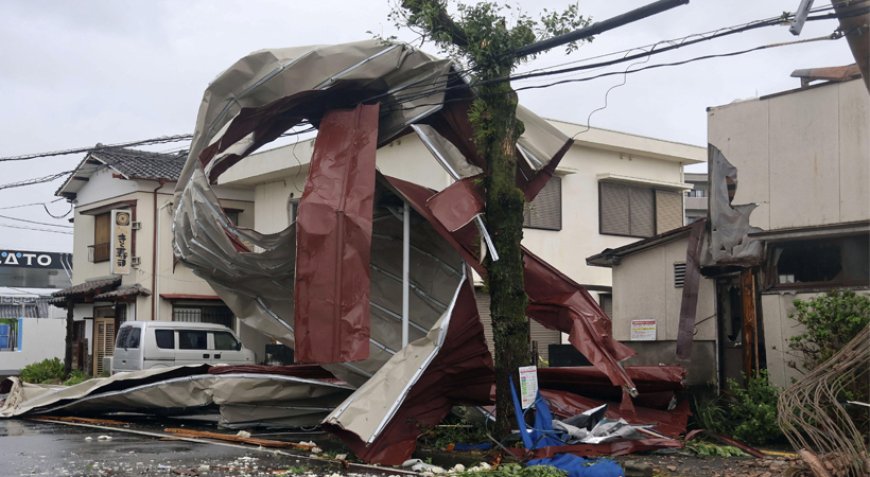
[102,356,113,376]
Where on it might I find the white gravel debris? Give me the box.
[84,436,93,441]
[97,435,112,441]
[236,430,252,438]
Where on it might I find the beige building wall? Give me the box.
[708,79,870,230]
[607,236,718,386]
[611,238,716,342]
[708,78,869,389]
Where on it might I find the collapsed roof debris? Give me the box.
[166,39,689,464]
[6,39,688,466]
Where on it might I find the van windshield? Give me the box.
[214,332,240,351]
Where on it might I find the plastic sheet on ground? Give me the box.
[0,365,353,428]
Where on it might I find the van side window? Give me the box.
[126,328,141,349]
[155,330,175,349]
[179,330,207,350]
[213,332,240,351]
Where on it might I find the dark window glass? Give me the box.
[115,327,130,349]
[126,328,140,349]
[213,332,240,351]
[155,330,175,349]
[767,234,869,289]
[179,330,207,350]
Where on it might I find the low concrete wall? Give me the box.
[621,339,717,386]
[0,318,66,376]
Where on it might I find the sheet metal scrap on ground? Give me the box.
[0,40,690,467]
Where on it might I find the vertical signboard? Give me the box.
[518,365,539,409]
[110,209,132,275]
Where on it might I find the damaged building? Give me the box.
[588,65,869,389]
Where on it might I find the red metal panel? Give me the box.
[294,104,380,364]
[426,176,484,232]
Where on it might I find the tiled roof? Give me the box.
[90,147,187,181]
[52,277,121,298]
[93,284,151,301]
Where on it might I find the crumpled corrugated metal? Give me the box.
[171,39,655,464]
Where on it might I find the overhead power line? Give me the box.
[0,135,193,163]
[0,223,73,235]
[0,170,74,192]
[0,213,73,228]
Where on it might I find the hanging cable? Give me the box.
[0,213,73,228]
[0,223,73,235]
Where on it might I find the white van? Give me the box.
[111,321,256,374]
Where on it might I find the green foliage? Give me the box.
[63,370,89,386]
[19,357,65,384]
[685,440,749,457]
[690,395,727,434]
[689,372,784,446]
[725,371,783,445]
[788,289,870,371]
[460,463,566,477]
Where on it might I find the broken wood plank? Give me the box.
[163,427,316,451]
[30,416,130,426]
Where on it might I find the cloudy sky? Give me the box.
[0,0,856,252]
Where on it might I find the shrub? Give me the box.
[63,370,89,386]
[19,358,65,384]
[725,371,783,445]
[689,372,784,445]
[789,289,870,371]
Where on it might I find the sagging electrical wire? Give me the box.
[0,170,74,191]
[0,213,73,229]
[0,223,73,235]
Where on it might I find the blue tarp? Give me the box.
[510,377,623,477]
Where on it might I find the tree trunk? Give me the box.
[474,76,530,438]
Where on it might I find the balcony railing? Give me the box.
[88,243,110,263]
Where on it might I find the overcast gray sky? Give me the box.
[0,0,856,252]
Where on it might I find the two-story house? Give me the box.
[217,121,706,361]
[51,147,265,375]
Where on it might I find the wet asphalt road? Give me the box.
[0,418,347,476]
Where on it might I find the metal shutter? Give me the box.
[656,190,683,234]
[629,187,655,237]
[524,176,562,230]
[530,319,560,363]
[600,182,630,235]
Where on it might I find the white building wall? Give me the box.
[0,318,66,374]
[708,79,870,230]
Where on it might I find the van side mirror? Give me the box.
[235,342,242,351]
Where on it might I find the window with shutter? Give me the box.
[599,182,630,235]
[656,190,683,234]
[600,182,683,238]
[92,213,111,262]
[523,176,562,230]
